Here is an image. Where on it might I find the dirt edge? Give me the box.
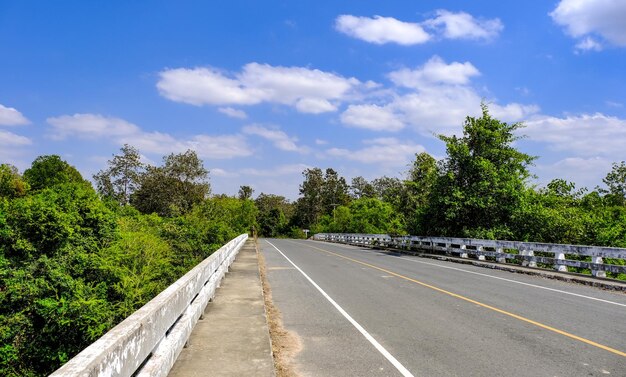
[256,239,302,377]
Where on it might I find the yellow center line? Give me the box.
[287,240,626,358]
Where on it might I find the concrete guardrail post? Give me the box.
[554,252,568,272]
[521,249,537,268]
[496,247,506,263]
[459,244,468,259]
[591,256,606,278]
[477,246,486,260]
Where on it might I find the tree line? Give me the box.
[0,150,256,376]
[257,105,626,279]
[1,104,626,375]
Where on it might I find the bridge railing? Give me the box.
[313,233,626,279]
[50,234,249,377]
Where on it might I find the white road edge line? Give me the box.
[265,240,415,377]
[312,241,626,308]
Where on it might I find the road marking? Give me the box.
[265,240,415,377]
[328,244,626,308]
[293,240,626,358]
[394,256,626,307]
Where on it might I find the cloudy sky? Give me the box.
[1,1,625,199]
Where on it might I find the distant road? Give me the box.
[260,239,626,377]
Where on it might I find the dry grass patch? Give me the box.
[256,240,302,377]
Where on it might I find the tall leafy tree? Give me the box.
[372,176,405,205]
[404,153,438,233]
[424,104,535,238]
[350,176,376,199]
[0,164,29,198]
[255,193,291,237]
[321,168,350,215]
[93,144,144,205]
[406,152,438,207]
[238,185,254,200]
[599,161,626,206]
[293,168,324,227]
[23,155,86,191]
[132,150,210,216]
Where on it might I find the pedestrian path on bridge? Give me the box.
[168,239,275,377]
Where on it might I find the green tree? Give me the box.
[93,144,144,205]
[293,168,324,227]
[403,153,438,234]
[23,155,86,191]
[372,176,405,205]
[0,164,29,198]
[513,181,595,244]
[255,193,291,237]
[321,168,350,215]
[0,182,118,376]
[350,176,376,199]
[424,104,535,238]
[599,161,626,206]
[406,152,438,207]
[238,185,254,200]
[132,150,210,216]
[315,198,405,235]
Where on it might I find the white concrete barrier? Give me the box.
[50,234,248,377]
[314,233,626,278]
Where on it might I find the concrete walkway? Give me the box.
[169,239,275,377]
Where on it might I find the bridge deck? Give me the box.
[261,238,626,376]
[168,239,274,376]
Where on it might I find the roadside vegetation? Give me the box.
[0,149,256,376]
[1,104,625,375]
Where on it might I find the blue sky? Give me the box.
[1,0,625,199]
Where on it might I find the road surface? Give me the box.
[260,238,626,377]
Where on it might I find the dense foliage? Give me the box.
[2,105,626,375]
[0,151,255,376]
[283,106,626,257]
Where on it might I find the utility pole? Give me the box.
[330,203,339,220]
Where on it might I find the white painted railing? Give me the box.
[313,233,626,279]
[50,234,249,377]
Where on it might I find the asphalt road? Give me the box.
[260,238,626,377]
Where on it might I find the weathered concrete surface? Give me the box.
[168,240,275,377]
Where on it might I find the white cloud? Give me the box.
[242,124,307,153]
[340,104,404,131]
[491,103,541,121]
[335,15,431,45]
[211,168,240,178]
[240,163,311,177]
[47,114,141,140]
[327,138,425,165]
[0,130,32,146]
[534,157,612,190]
[0,104,30,126]
[335,11,502,45]
[551,0,626,49]
[218,107,248,119]
[574,36,603,52]
[47,113,252,160]
[423,10,503,41]
[315,139,328,145]
[391,84,537,135]
[120,132,252,160]
[525,113,626,157]
[157,67,261,106]
[158,63,361,113]
[388,56,480,87]
[347,56,538,135]
[295,98,337,113]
